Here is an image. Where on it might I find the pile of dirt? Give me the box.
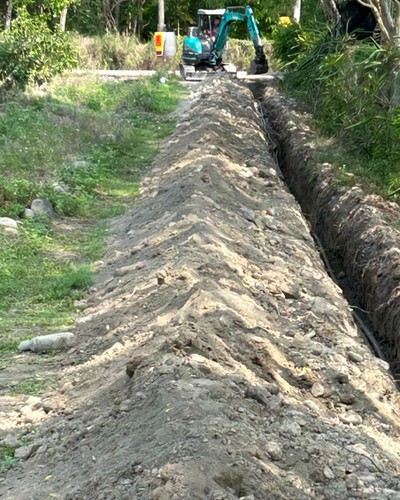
[2,78,400,499]
[261,86,400,372]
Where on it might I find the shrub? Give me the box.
[0,8,77,89]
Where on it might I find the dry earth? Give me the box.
[2,78,400,499]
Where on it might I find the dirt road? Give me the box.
[2,78,400,499]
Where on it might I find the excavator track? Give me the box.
[179,63,238,81]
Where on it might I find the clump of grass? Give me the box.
[74,34,182,71]
[74,33,272,72]
[11,378,48,396]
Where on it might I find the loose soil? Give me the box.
[2,78,400,500]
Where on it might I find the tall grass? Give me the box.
[74,33,272,71]
[272,24,400,195]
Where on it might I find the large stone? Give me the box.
[22,208,34,219]
[0,217,19,230]
[265,442,283,461]
[340,411,363,425]
[18,332,74,353]
[311,383,325,398]
[30,198,55,218]
[14,444,39,460]
[2,434,22,448]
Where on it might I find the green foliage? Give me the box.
[11,378,48,395]
[0,8,77,90]
[75,34,182,70]
[272,24,400,194]
[272,22,325,67]
[75,33,271,71]
[0,77,183,218]
[0,446,18,473]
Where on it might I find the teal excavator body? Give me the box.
[180,6,268,80]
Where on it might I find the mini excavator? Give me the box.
[180,5,268,80]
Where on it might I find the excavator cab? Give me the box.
[182,9,226,68]
[180,5,268,81]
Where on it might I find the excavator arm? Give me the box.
[210,6,268,73]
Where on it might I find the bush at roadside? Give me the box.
[0,8,77,90]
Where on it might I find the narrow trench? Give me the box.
[248,82,392,375]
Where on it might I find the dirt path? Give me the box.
[2,78,400,499]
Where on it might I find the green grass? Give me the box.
[0,446,18,473]
[11,378,48,396]
[0,75,185,354]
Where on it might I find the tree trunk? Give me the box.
[114,1,120,32]
[103,0,116,32]
[320,0,400,45]
[2,0,12,30]
[60,6,67,31]
[133,16,137,37]
[293,0,301,22]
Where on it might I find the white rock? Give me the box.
[2,434,22,447]
[281,421,302,437]
[324,465,335,479]
[22,208,34,218]
[348,351,363,363]
[311,383,325,398]
[0,217,18,229]
[120,399,131,412]
[14,444,37,460]
[27,395,41,408]
[30,198,55,218]
[304,400,320,413]
[340,411,363,425]
[376,358,390,371]
[18,332,74,352]
[265,442,283,461]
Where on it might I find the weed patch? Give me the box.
[0,446,18,473]
[11,378,48,396]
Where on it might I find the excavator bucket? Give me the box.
[248,58,269,75]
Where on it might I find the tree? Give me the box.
[355,0,400,44]
[320,0,400,46]
[1,0,13,29]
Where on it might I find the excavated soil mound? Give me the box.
[261,87,400,372]
[3,79,400,500]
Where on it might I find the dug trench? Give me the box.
[2,78,400,499]
[255,84,400,372]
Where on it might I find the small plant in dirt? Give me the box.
[11,378,48,396]
[0,446,18,473]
